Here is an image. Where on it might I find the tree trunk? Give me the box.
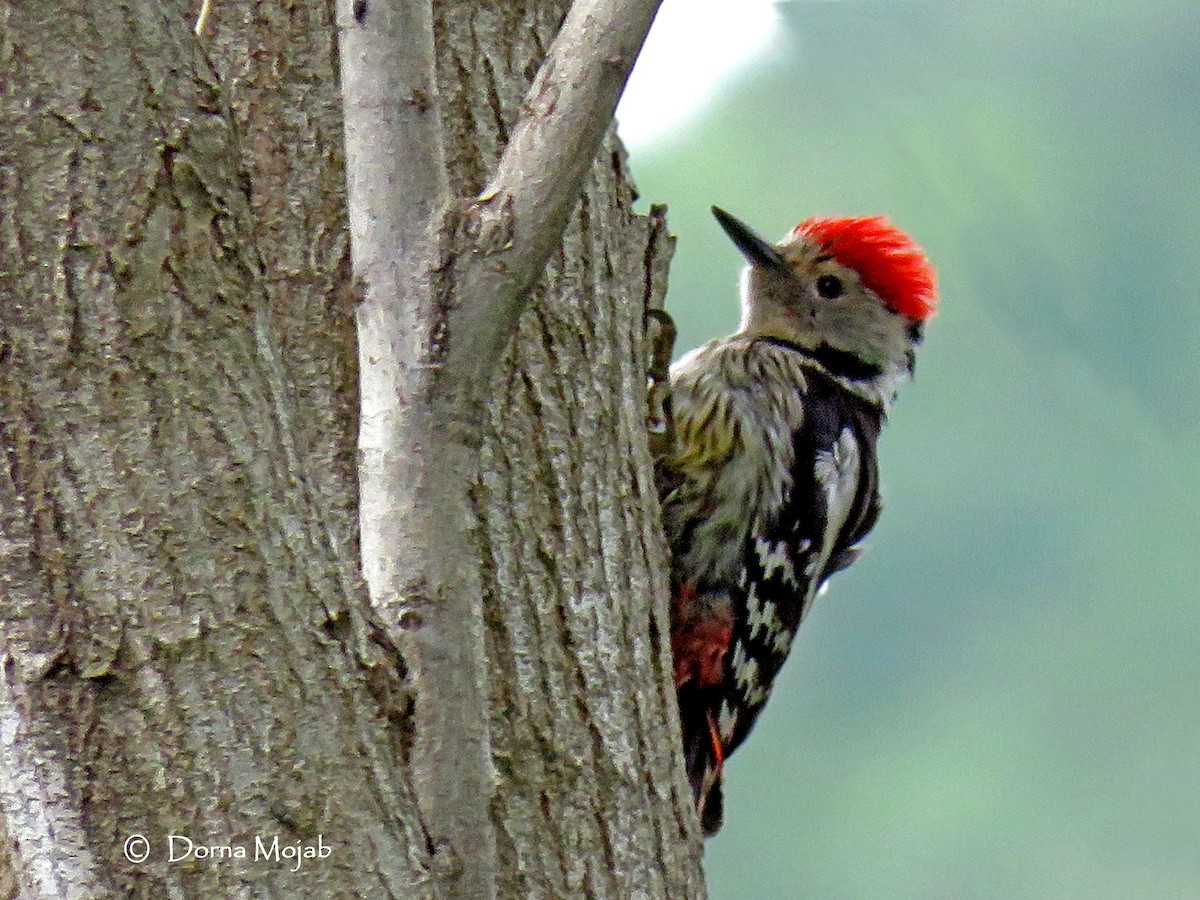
[0,0,705,896]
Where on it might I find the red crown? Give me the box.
[793,216,937,321]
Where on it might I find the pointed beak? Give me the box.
[712,206,789,273]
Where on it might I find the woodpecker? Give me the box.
[658,206,937,834]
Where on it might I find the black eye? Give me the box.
[816,274,843,299]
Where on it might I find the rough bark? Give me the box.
[479,186,696,897]
[203,0,362,568]
[0,0,706,895]
[0,1,427,895]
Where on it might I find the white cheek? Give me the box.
[737,267,755,330]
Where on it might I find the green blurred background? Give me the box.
[619,1,1200,896]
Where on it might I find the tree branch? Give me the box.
[339,1,667,896]
[338,1,498,896]
[438,0,665,415]
[338,0,450,611]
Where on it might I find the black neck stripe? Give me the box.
[755,336,884,383]
[807,343,884,382]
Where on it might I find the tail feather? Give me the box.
[680,693,725,836]
[699,777,723,836]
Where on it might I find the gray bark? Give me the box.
[1,0,426,896]
[0,0,706,896]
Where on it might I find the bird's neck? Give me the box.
[746,334,907,412]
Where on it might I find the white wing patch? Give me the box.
[754,535,798,589]
[730,642,755,690]
[813,426,860,568]
[730,640,769,706]
[771,626,794,657]
[718,701,739,743]
[744,584,780,641]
